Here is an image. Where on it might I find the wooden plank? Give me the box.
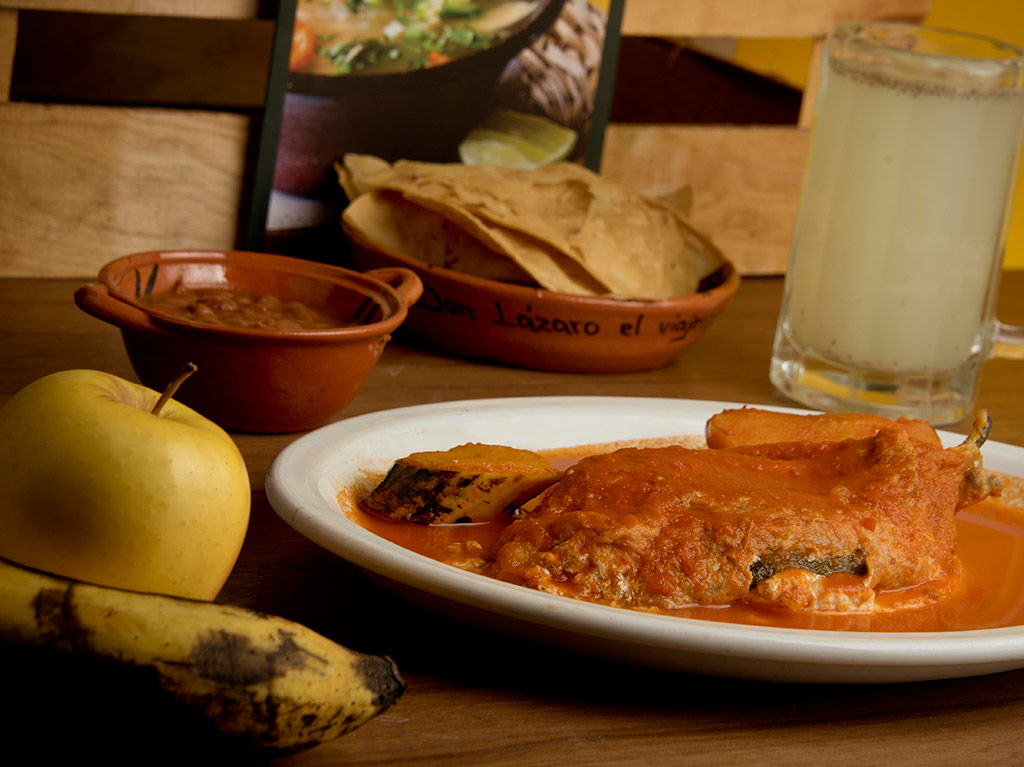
[622,0,932,39]
[10,12,273,109]
[1,111,810,278]
[797,38,826,127]
[0,1,263,17]
[0,102,251,278]
[4,0,932,30]
[610,37,802,126]
[0,10,14,102]
[601,124,809,275]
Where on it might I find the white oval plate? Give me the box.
[266,396,1024,684]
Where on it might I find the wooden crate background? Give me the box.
[0,0,931,278]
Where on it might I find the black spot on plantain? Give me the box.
[190,628,324,686]
[32,584,92,649]
[477,476,511,492]
[354,654,406,709]
[32,586,69,637]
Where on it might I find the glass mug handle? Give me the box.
[994,321,1024,360]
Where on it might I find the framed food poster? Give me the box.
[243,0,625,255]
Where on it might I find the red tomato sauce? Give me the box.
[346,447,1024,633]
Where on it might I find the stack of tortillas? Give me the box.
[339,154,725,300]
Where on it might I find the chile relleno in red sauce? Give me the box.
[348,411,1021,632]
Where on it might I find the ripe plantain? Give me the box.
[363,442,563,524]
[0,554,404,755]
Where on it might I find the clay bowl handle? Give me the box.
[74,283,161,334]
[366,267,423,310]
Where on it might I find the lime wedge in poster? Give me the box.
[458,135,538,168]
[459,109,578,169]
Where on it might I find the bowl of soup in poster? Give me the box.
[274,0,568,197]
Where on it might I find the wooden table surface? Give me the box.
[2,272,1024,765]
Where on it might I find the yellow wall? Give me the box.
[731,0,1024,268]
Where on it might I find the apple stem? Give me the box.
[152,362,198,416]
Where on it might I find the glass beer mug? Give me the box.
[770,21,1024,425]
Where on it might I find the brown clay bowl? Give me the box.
[342,223,741,374]
[274,0,567,197]
[74,250,422,433]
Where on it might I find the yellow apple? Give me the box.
[0,369,250,600]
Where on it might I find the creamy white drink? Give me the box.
[771,23,1024,423]
[784,53,1024,373]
